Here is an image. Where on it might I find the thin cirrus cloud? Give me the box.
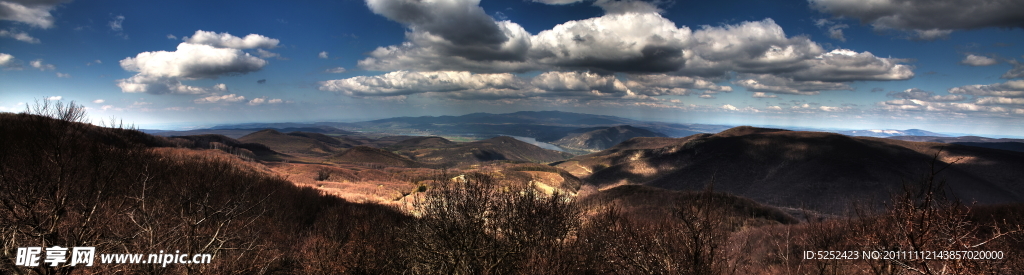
[808,0,1024,40]
[248,97,284,105]
[108,14,127,39]
[0,29,39,43]
[887,88,964,102]
[333,0,914,101]
[117,30,278,95]
[193,93,245,104]
[29,59,55,71]
[814,18,848,42]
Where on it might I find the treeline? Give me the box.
[1,101,1022,274]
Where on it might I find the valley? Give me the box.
[4,108,1023,274]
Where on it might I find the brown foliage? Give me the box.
[2,102,1020,274]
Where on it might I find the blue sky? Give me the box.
[1,0,1023,136]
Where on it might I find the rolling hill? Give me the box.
[167,133,281,160]
[397,136,574,166]
[551,125,668,152]
[386,136,457,150]
[152,124,359,139]
[557,126,1024,213]
[329,146,429,168]
[238,129,355,156]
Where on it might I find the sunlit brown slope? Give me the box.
[399,136,573,165]
[329,146,429,168]
[559,126,1024,213]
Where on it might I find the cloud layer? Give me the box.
[321,70,733,101]
[879,81,1024,115]
[809,0,1024,40]
[346,1,915,102]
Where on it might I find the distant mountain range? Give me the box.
[146,111,1022,154]
[835,129,948,137]
[888,136,1024,153]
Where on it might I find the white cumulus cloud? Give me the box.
[117,33,275,94]
[358,7,912,84]
[961,54,998,66]
[184,30,279,49]
[320,70,524,97]
[0,52,18,69]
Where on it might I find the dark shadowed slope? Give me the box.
[238,129,352,157]
[168,133,280,160]
[154,125,358,139]
[386,136,456,150]
[551,125,667,152]
[559,126,1024,213]
[580,184,799,225]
